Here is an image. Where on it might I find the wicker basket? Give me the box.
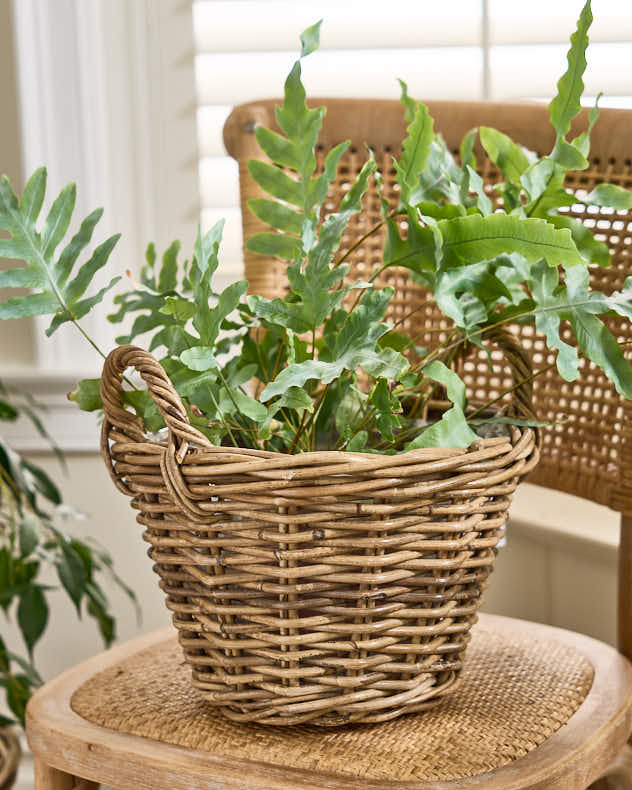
[100,331,539,726]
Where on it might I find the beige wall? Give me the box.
[483,531,616,644]
[0,0,36,366]
[482,483,617,646]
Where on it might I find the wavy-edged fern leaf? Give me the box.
[246,23,352,263]
[394,90,434,203]
[0,168,120,336]
[547,215,610,267]
[584,184,632,210]
[549,0,592,139]
[526,260,632,395]
[479,127,532,184]
[439,214,585,268]
[386,213,585,275]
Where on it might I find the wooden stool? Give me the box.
[26,614,632,789]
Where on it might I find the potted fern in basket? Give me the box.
[0,0,630,725]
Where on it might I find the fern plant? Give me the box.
[1,0,632,456]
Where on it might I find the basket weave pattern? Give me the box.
[100,334,538,726]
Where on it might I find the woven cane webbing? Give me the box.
[224,99,632,514]
[71,622,594,783]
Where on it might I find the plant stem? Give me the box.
[252,332,268,399]
[464,337,632,423]
[206,386,239,448]
[347,261,392,313]
[69,320,104,359]
[465,362,556,421]
[217,370,261,448]
[388,304,435,333]
[288,407,309,454]
[271,337,285,380]
[410,315,520,373]
[252,328,299,445]
[309,382,331,451]
[333,214,389,268]
[291,383,329,453]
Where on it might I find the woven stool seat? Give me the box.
[69,616,593,783]
[25,614,632,789]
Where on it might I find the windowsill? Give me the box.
[0,366,100,384]
[509,482,619,564]
[0,369,101,453]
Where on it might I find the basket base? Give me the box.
[289,695,446,728]
[187,659,464,727]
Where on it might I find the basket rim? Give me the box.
[101,342,539,476]
[113,421,533,471]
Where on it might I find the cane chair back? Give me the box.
[224,99,632,655]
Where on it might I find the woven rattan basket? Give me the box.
[100,330,539,726]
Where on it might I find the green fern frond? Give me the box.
[0,168,120,338]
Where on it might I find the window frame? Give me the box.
[5,0,199,451]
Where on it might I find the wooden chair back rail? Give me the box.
[224,99,632,660]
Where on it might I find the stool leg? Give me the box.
[34,760,74,790]
[589,744,632,789]
[33,759,99,790]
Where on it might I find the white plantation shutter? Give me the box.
[193,0,632,288]
[488,0,632,101]
[193,0,485,289]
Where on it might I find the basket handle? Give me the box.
[480,327,537,422]
[100,344,209,454]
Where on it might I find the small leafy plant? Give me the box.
[0,387,137,726]
[1,0,631,457]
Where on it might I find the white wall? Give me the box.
[483,483,618,646]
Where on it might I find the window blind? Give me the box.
[489,0,632,102]
[193,0,632,286]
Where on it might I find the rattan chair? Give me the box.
[26,100,632,789]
